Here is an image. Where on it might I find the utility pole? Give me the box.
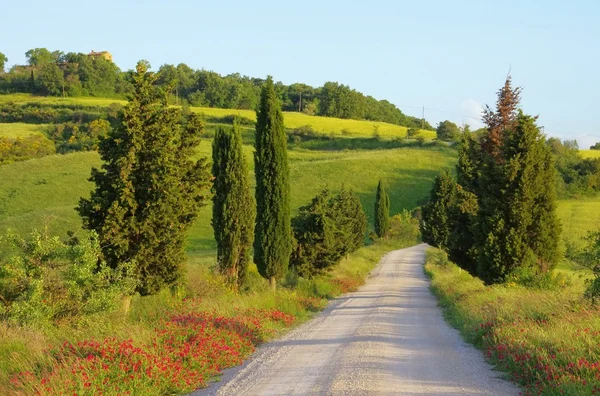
[421,106,425,129]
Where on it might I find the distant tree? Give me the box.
[591,142,600,150]
[436,120,461,141]
[212,123,255,289]
[0,52,7,73]
[420,170,456,249]
[37,63,64,96]
[333,186,368,255]
[374,180,391,238]
[254,76,292,289]
[78,61,211,295]
[25,48,62,66]
[406,127,419,139]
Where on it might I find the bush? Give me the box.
[426,247,450,267]
[0,230,136,327]
[0,134,56,164]
[291,188,367,277]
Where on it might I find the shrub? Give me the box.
[0,230,136,328]
[0,134,56,164]
[426,247,450,267]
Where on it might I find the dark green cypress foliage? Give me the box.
[374,180,390,238]
[212,123,255,290]
[420,170,457,249]
[291,190,342,277]
[254,76,291,288]
[477,112,562,283]
[77,62,211,295]
[334,186,368,255]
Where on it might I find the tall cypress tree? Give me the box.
[78,62,211,295]
[254,76,291,289]
[374,180,390,238]
[212,123,255,290]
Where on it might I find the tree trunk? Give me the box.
[269,276,276,290]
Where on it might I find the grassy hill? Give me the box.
[0,94,436,139]
[0,144,456,258]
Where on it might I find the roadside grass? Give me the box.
[425,248,600,395]
[0,123,47,138]
[1,232,418,395]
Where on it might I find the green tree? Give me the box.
[374,180,390,238]
[25,48,62,66]
[591,142,600,150]
[77,61,211,295]
[254,76,292,289]
[477,111,561,283]
[291,190,343,277]
[0,52,7,73]
[212,123,255,289]
[420,170,456,249]
[436,120,461,141]
[38,63,64,96]
[334,186,368,255]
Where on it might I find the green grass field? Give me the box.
[556,198,600,244]
[0,94,436,140]
[0,123,47,138]
[0,144,456,257]
[580,150,600,159]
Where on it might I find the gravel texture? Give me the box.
[196,243,520,396]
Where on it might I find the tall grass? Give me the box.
[0,123,47,138]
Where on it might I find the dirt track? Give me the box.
[197,244,520,396]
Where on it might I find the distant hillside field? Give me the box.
[0,145,456,256]
[0,94,436,139]
[0,123,47,138]
[580,150,600,159]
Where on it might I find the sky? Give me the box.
[2,0,599,147]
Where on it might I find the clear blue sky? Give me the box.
[2,0,599,146]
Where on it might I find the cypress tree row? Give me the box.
[78,61,211,295]
[374,180,390,238]
[212,123,255,290]
[254,76,292,289]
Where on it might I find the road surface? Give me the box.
[197,244,520,396]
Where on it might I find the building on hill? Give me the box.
[88,50,113,62]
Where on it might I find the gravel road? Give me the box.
[196,243,520,396]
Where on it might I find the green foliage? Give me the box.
[436,120,461,141]
[211,123,255,289]
[426,247,450,267]
[291,188,367,277]
[37,63,64,96]
[0,52,7,73]
[591,142,600,150]
[548,138,600,196]
[254,77,292,286]
[77,62,211,295]
[0,134,55,164]
[0,230,135,328]
[374,179,390,237]
[477,111,561,284]
[420,170,456,249]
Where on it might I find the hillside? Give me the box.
[0,94,436,139]
[0,145,455,257]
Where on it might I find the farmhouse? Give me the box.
[88,50,113,62]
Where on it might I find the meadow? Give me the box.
[0,123,46,138]
[0,94,436,139]
[580,150,600,159]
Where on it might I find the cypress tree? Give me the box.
[420,170,456,249]
[78,62,211,295]
[212,123,255,290]
[477,112,561,283]
[254,76,291,289]
[374,180,390,238]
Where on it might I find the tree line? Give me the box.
[421,77,562,285]
[0,48,432,130]
[77,63,394,295]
